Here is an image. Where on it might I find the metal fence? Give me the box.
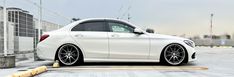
[0,38,3,55]
[0,22,3,55]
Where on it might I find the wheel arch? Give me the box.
[159,43,188,64]
[54,43,84,63]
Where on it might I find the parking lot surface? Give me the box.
[36,47,234,77]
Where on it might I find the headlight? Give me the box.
[184,40,195,48]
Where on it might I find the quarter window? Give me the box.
[71,21,108,32]
[108,22,134,33]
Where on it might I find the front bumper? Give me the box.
[185,45,197,62]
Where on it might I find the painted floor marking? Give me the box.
[49,66,208,71]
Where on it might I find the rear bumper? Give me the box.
[36,42,57,61]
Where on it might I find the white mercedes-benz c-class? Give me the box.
[37,18,196,66]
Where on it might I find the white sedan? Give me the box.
[37,18,196,66]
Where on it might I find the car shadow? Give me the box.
[74,62,197,66]
[81,62,163,66]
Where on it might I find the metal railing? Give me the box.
[0,38,3,55]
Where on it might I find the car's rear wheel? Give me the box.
[162,43,186,65]
[58,44,80,66]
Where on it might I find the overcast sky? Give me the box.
[1,0,234,36]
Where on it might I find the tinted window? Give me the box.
[108,22,134,33]
[71,21,108,32]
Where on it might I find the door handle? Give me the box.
[74,34,84,37]
[111,34,119,37]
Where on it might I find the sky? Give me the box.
[1,0,234,37]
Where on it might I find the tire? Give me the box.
[161,43,187,65]
[57,44,81,66]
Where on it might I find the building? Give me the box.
[0,22,3,55]
[0,6,3,54]
[33,18,62,48]
[0,6,15,55]
[34,18,62,32]
[0,6,62,60]
[7,7,34,37]
[6,7,35,53]
[0,6,3,21]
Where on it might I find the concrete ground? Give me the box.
[0,59,53,77]
[1,47,234,77]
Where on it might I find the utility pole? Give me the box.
[210,13,214,47]
[3,0,7,56]
[34,0,42,61]
[38,0,42,41]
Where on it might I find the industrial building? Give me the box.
[0,6,62,60]
[33,18,62,49]
[0,6,3,55]
[0,6,14,55]
[7,7,35,54]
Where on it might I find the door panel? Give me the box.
[70,20,109,59]
[108,32,150,59]
[107,20,150,59]
[71,32,109,59]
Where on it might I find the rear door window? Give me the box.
[72,21,108,32]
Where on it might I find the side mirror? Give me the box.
[133,28,144,34]
[146,28,154,33]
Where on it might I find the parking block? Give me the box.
[8,66,47,77]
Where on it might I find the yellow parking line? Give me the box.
[49,66,208,71]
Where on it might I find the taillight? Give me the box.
[40,34,49,42]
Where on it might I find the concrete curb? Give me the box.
[7,66,47,77]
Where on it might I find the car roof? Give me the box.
[79,18,127,22]
[59,18,139,32]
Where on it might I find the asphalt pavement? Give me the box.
[36,47,234,77]
[1,47,234,77]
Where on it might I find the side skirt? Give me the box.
[84,58,159,62]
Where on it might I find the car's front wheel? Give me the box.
[57,44,80,66]
[161,43,187,65]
